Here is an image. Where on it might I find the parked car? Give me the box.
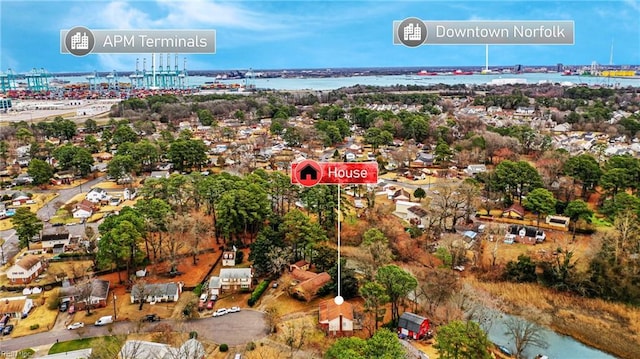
[68,304,75,314]
[206,300,214,310]
[59,300,69,312]
[213,308,228,317]
[210,294,218,301]
[2,325,13,336]
[67,322,85,330]
[95,315,114,326]
[228,306,241,313]
[142,314,160,322]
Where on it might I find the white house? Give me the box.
[318,299,354,337]
[41,227,70,253]
[72,200,94,219]
[149,171,170,179]
[394,200,417,218]
[464,164,487,176]
[7,255,43,284]
[406,206,428,228]
[0,203,6,218]
[130,282,182,304]
[86,188,108,203]
[219,268,253,291]
[0,296,34,318]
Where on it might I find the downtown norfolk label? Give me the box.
[61,27,216,56]
[394,19,574,47]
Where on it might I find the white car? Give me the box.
[228,306,241,313]
[67,322,85,330]
[213,308,228,317]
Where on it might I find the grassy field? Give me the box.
[48,336,119,354]
[11,301,59,338]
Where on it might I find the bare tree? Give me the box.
[166,214,189,273]
[283,321,309,359]
[189,212,210,265]
[504,316,549,359]
[415,267,460,317]
[266,247,292,277]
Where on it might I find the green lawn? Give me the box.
[591,214,612,227]
[48,336,119,354]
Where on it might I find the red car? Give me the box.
[206,300,214,310]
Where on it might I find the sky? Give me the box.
[1,0,639,73]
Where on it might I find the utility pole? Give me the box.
[113,293,117,320]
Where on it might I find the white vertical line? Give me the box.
[337,184,341,299]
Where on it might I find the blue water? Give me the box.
[479,309,618,359]
[55,72,640,91]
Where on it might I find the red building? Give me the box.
[398,312,431,340]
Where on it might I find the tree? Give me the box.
[434,320,492,359]
[196,109,215,126]
[414,267,460,316]
[84,118,98,133]
[504,316,548,359]
[27,159,54,185]
[284,321,309,359]
[494,160,543,204]
[167,138,208,172]
[564,199,593,242]
[361,228,394,278]
[324,337,367,359]
[12,207,42,250]
[135,198,172,260]
[364,127,393,150]
[414,187,426,202]
[365,328,407,358]
[359,281,389,333]
[434,142,454,166]
[107,155,136,184]
[325,328,405,359]
[504,255,538,283]
[111,124,139,146]
[375,265,417,324]
[52,145,94,176]
[564,154,602,198]
[524,188,556,227]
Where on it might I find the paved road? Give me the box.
[0,310,268,352]
[0,176,105,262]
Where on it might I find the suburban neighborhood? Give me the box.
[0,79,638,359]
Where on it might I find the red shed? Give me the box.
[398,312,431,340]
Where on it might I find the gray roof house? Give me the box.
[219,268,253,291]
[130,282,183,304]
[60,279,110,309]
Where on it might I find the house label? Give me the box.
[291,161,378,186]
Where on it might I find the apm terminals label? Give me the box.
[61,27,216,56]
[393,20,574,47]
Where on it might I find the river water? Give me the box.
[476,308,618,359]
[55,72,640,90]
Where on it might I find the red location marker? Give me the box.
[294,160,322,187]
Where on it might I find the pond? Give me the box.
[476,308,617,359]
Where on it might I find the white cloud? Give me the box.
[624,0,640,11]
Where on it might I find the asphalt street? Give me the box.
[0,310,268,352]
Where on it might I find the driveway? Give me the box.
[0,309,268,352]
